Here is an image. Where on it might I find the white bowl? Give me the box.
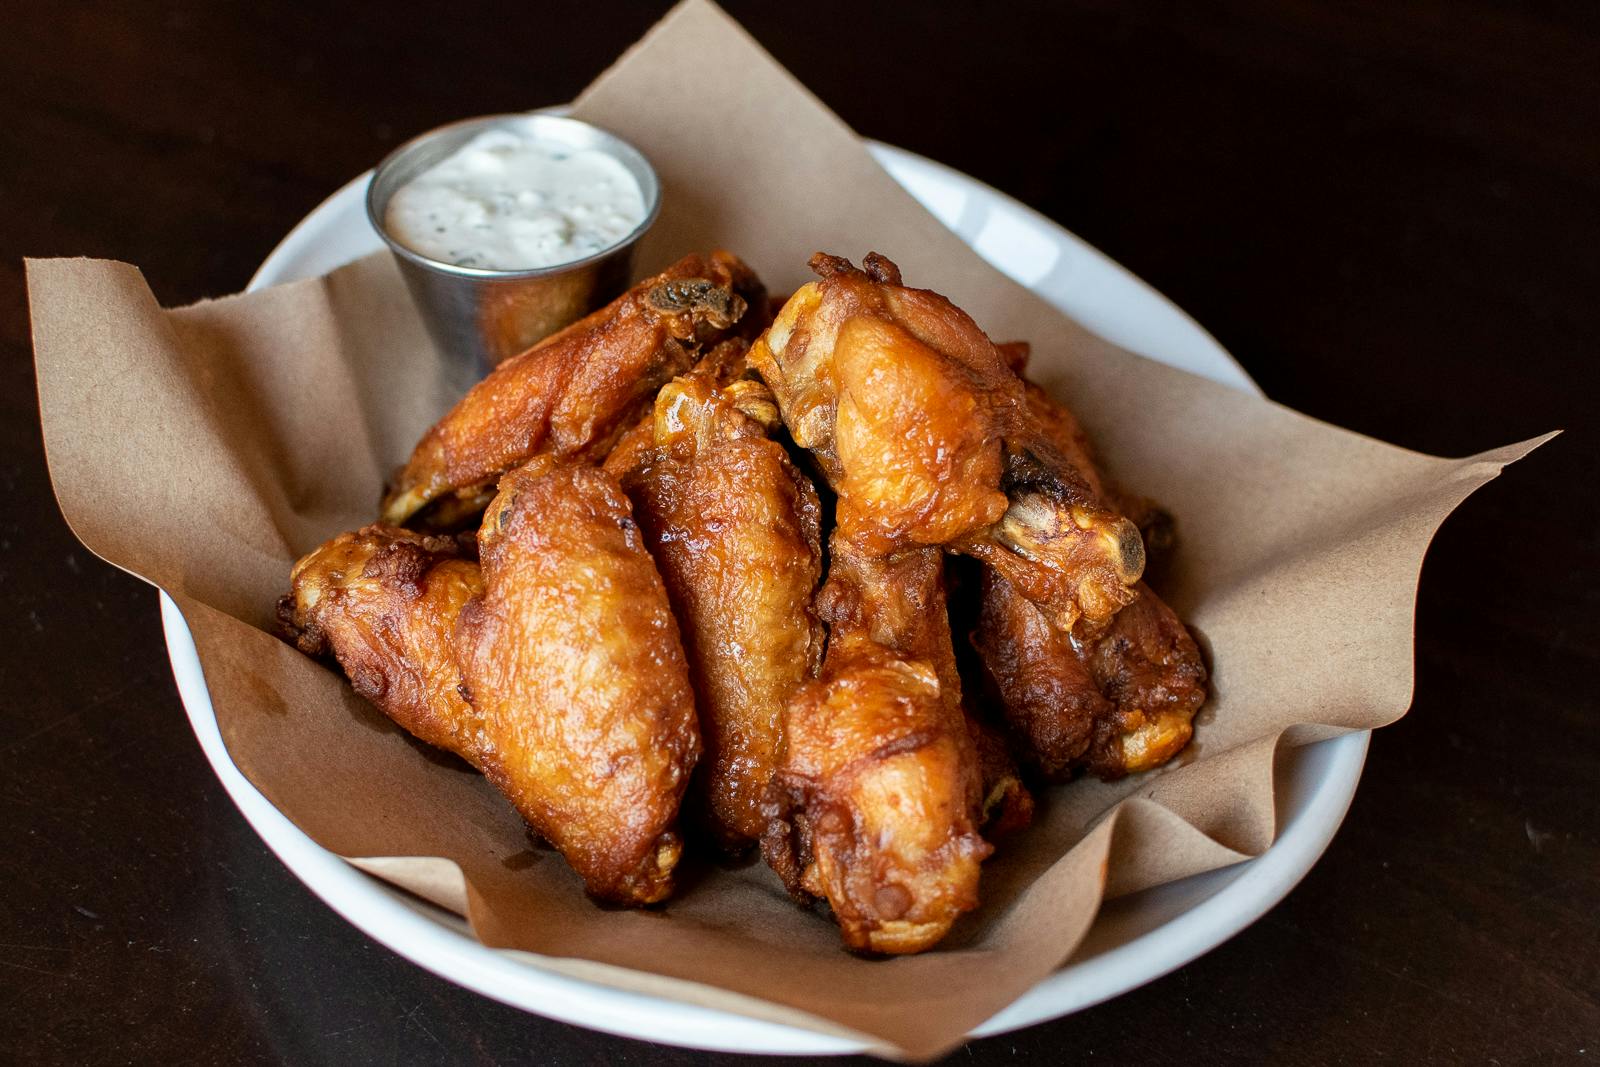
[158,137,1368,1055]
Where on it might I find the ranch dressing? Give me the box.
[385,122,648,271]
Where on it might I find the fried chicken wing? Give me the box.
[279,526,483,753]
[971,347,1207,780]
[1078,583,1207,777]
[972,568,1109,779]
[618,359,826,851]
[762,539,992,955]
[764,644,987,955]
[824,542,1034,837]
[749,252,1143,633]
[976,576,1204,781]
[456,463,701,903]
[283,466,700,905]
[382,251,765,527]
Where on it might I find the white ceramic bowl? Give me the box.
[158,137,1368,1055]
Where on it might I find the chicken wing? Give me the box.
[972,347,1206,780]
[749,252,1143,634]
[972,567,1110,779]
[977,574,1204,781]
[825,542,1034,837]
[283,465,701,905]
[617,358,826,851]
[1077,583,1207,777]
[279,525,483,754]
[762,538,992,955]
[456,463,701,903]
[382,251,765,527]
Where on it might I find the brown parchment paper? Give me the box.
[28,1,1552,1059]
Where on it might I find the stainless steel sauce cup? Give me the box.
[367,113,661,389]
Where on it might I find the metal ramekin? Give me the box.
[367,113,661,388]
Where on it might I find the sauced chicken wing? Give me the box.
[972,347,1206,780]
[763,539,992,955]
[457,463,701,903]
[749,252,1143,633]
[617,359,826,851]
[382,251,765,527]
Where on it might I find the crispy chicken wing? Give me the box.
[282,466,701,905]
[617,357,826,851]
[279,526,483,753]
[1077,583,1206,777]
[972,348,1206,780]
[762,539,992,955]
[973,567,1109,779]
[457,463,701,903]
[749,252,1143,633]
[977,573,1205,781]
[825,543,1034,837]
[382,251,765,527]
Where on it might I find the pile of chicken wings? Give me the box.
[279,250,1207,955]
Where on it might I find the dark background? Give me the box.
[3,1,1596,1062]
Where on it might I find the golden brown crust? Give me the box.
[622,366,825,851]
[1078,584,1207,778]
[280,526,483,755]
[281,492,701,906]
[972,568,1108,780]
[816,545,962,696]
[750,253,1142,633]
[763,645,990,955]
[383,251,765,527]
[763,540,990,955]
[458,463,701,904]
[819,544,1033,836]
[970,367,1207,780]
[598,413,659,482]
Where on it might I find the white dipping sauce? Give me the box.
[385,122,647,271]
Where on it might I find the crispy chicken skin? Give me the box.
[279,526,484,755]
[457,463,701,904]
[764,645,988,955]
[823,544,960,690]
[972,345,1207,780]
[973,568,1109,779]
[619,358,826,851]
[978,576,1202,783]
[382,251,765,527]
[763,539,992,955]
[748,252,1143,633]
[827,546,1034,837]
[823,544,1033,836]
[283,469,700,905]
[1078,583,1206,777]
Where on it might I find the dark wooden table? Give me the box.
[4,2,1595,1062]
